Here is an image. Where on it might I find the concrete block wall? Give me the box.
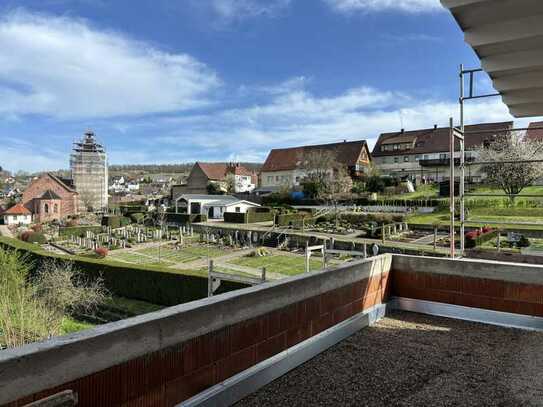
[391,255,543,316]
[0,256,391,407]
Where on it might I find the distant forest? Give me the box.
[108,162,263,174]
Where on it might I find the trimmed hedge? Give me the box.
[0,236,246,306]
[102,215,121,228]
[247,210,274,223]
[224,212,247,223]
[59,225,103,238]
[165,213,208,224]
[275,212,315,227]
[26,232,47,244]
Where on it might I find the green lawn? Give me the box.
[386,184,543,202]
[228,254,324,276]
[408,208,543,230]
[61,317,95,334]
[136,245,228,263]
[61,296,165,335]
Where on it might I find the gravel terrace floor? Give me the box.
[237,311,543,407]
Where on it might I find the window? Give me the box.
[276,176,280,182]
[415,141,425,148]
[403,156,409,162]
[394,156,399,163]
[415,155,421,161]
[424,154,429,160]
[382,157,387,164]
[54,204,58,213]
[393,144,399,151]
[44,203,49,213]
[267,176,273,183]
[295,176,300,183]
[235,207,240,213]
[439,153,447,159]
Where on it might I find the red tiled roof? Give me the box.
[526,121,543,142]
[2,203,31,215]
[196,162,256,181]
[372,121,514,157]
[261,140,370,172]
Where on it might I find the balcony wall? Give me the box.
[2,254,543,407]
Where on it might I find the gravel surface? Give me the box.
[237,311,543,407]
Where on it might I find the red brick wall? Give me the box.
[392,270,543,317]
[4,271,389,407]
[22,175,78,220]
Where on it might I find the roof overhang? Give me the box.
[441,0,543,117]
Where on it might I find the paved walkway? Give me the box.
[0,225,14,238]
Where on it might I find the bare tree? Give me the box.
[477,132,543,203]
[225,173,236,194]
[78,190,97,212]
[318,166,353,229]
[302,150,353,228]
[302,150,337,196]
[0,251,107,349]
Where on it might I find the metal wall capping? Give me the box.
[178,304,388,407]
[390,297,543,332]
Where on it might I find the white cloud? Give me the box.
[208,0,291,22]
[144,82,514,157]
[0,11,220,119]
[324,0,444,14]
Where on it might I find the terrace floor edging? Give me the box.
[390,296,543,332]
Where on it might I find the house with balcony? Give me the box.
[371,121,513,183]
[260,140,372,190]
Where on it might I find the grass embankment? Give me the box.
[0,236,248,307]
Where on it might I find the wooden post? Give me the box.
[434,227,438,250]
[382,225,385,243]
[497,231,501,252]
[261,267,266,282]
[322,245,326,270]
[363,242,367,259]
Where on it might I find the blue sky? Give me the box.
[0,0,522,172]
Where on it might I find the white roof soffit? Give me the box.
[441,0,543,118]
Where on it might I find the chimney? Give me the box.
[434,124,438,130]
[401,128,404,133]
[343,139,347,143]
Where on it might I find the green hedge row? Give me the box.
[275,213,315,227]
[166,213,208,224]
[224,212,247,223]
[0,236,246,306]
[247,210,274,223]
[102,215,131,228]
[59,225,103,238]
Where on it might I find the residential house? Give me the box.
[21,173,80,223]
[526,121,543,142]
[172,162,257,198]
[260,140,371,189]
[174,194,260,220]
[1,203,32,225]
[371,122,513,183]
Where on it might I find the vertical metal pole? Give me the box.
[459,64,465,256]
[261,267,266,282]
[449,117,455,259]
[208,259,214,297]
[322,246,326,270]
[305,241,310,273]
